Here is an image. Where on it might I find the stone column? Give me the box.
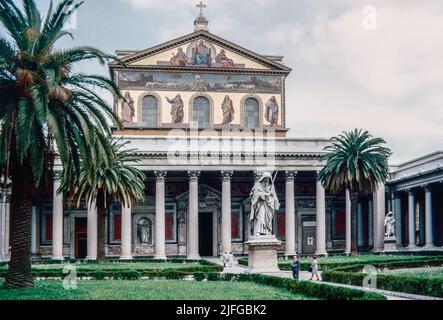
[221,171,233,255]
[187,171,201,260]
[154,171,167,260]
[408,190,417,249]
[368,199,373,246]
[31,207,38,255]
[120,205,133,260]
[357,202,364,247]
[424,186,435,248]
[86,201,97,260]
[52,177,64,260]
[315,179,327,256]
[285,171,297,256]
[394,193,403,247]
[345,189,352,255]
[0,192,7,261]
[373,184,386,252]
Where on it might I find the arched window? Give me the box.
[142,95,158,127]
[192,96,210,128]
[244,98,260,129]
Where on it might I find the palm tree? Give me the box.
[0,0,122,288]
[318,129,392,255]
[65,139,146,262]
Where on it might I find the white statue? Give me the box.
[384,212,396,239]
[137,218,152,244]
[250,172,280,236]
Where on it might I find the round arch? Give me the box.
[137,92,163,127]
[188,93,214,129]
[240,94,264,129]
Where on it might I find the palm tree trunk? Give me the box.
[96,191,107,263]
[4,160,34,289]
[350,192,359,256]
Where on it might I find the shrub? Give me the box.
[322,257,443,298]
[193,272,207,282]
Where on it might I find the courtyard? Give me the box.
[1,255,442,300]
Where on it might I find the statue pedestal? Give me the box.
[245,236,282,274]
[384,237,397,252]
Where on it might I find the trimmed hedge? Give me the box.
[240,256,443,272]
[206,273,386,300]
[322,258,443,298]
[0,261,223,279]
[28,258,204,265]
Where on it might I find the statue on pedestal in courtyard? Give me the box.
[249,172,280,236]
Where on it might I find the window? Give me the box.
[192,97,210,128]
[142,95,158,127]
[244,98,260,129]
[41,204,53,245]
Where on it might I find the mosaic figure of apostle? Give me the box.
[170,47,190,67]
[221,95,235,125]
[265,96,279,126]
[215,49,235,68]
[250,172,280,236]
[166,94,185,124]
[121,92,135,124]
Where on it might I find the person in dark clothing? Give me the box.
[292,256,301,281]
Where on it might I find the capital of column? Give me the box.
[406,189,414,197]
[154,171,167,182]
[285,171,297,182]
[53,170,62,181]
[422,185,432,193]
[221,170,233,182]
[188,170,201,182]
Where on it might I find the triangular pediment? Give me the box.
[112,31,290,73]
[176,184,221,202]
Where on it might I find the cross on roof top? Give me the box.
[197,1,206,16]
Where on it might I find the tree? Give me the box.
[0,0,122,288]
[65,139,146,262]
[318,129,392,255]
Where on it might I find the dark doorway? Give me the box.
[75,218,87,259]
[199,212,213,257]
[302,228,316,255]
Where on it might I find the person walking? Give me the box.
[291,256,301,281]
[310,256,322,281]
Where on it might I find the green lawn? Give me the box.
[0,280,315,300]
[381,267,443,280]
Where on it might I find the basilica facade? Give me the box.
[0,10,442,262]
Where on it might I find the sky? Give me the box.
[5,0,443,164]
